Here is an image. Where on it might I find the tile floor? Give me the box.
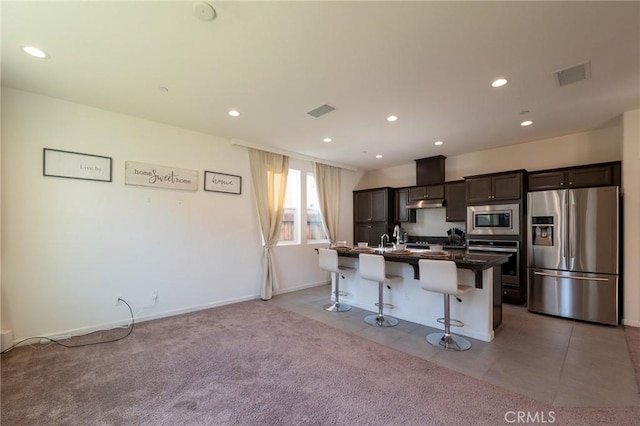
[269,284,640,407]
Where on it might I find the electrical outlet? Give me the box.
[115,296,123,306]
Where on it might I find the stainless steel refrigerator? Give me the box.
[527,186,619,325]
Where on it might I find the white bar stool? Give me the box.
[318,248,354,312]
[359,253,402,327]
[418,259,473,351]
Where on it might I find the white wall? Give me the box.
[1,88,359,341]
[357,125,623,189]
[622,109,640,327]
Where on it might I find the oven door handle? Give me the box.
[468,246,518,253]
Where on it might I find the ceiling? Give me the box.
[2,1,639,171]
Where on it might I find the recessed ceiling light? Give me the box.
[491,78,509,88]
[323,138,332,143]
[520,120,534,127]
[22,46,49,59]
[434,140,444,146]
[375,154,383,159]
[228,110,240,117]
[386,115,398,122]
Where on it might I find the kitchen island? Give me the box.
[332,249,509,342]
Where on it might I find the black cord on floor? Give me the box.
[0,298,135,354]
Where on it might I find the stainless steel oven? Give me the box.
[467,203,520,236]
[467,239,520,286]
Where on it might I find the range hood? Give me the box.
[406,199,446,209]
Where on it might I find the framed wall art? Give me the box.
[125,161,198,191]
[43,148,112,182]
[204,171,242,194]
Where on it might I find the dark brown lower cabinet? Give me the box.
[355,223,388,247]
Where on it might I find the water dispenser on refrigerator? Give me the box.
[531,216,554,247]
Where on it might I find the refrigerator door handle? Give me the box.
[569,202,576,264]
[563,191,569,264]
[533,271,609,282]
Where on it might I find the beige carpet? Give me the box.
[2,300,639,425]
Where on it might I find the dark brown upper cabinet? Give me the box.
[466,171,524,205]
[415,155,446,186]
[528,162,620,191]
[395,187,416,223]
[353,188,395,246]
[408,184,445,201]
[354,189,390,222]
[445,181,466,222]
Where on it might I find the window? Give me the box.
[278,169,328,245]
[306,173,327,242]
[279,169,300,244]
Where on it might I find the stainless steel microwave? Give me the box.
[467,203,520,236]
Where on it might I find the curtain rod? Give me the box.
[230,138,359,172]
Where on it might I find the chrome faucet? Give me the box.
[380,233,389,249]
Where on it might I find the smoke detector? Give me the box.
[554,61,591,87]
[193,2,216,21]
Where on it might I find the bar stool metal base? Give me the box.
[364,314,398,327]
[323,302,352,312]
[426,332,471,351]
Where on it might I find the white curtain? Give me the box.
[248,148,289,300]
[313,162,341,243]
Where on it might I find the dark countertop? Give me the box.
[336,248,509,288]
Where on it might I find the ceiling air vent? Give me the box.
[306,104,336,118]
[554,61,591,87]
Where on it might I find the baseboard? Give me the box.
[128,294,260,325]
[623,318,640,327]
[9,294,261,347]
[9,283,333,348]
[273,280,330,296]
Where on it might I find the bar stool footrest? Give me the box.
[374,302,394,310]
[436,317,464,328]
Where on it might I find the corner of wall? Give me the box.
[622,109,640,327]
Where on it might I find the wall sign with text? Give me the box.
[43,148,112,182]
[125,161,198,191]
[204,171,242,194]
